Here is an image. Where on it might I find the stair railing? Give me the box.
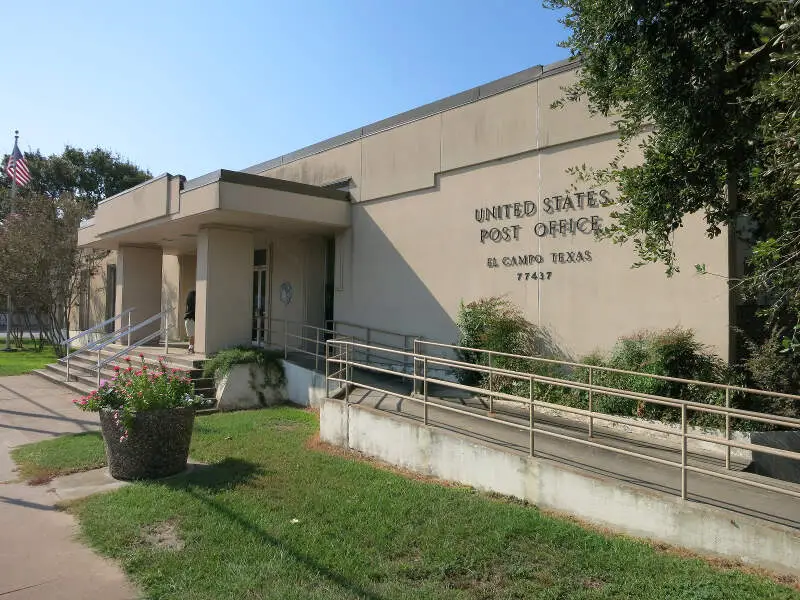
[93,310,173,386]
[60,308,172,385]
[61,308,135,380]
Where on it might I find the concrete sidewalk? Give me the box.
[0,375,136,600]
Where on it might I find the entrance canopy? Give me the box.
[78,169,351,252]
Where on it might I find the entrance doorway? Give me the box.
[252,248,270,345]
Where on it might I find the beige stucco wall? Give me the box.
[253,65,730,359]
[263,234,327,345]
[265,142,363,201]
[333,139,730,359]
[75,64,732,360]
[115,246,163,341]
[195,227,254,354]
[162,254,181,340]
[441,82,539,171]
[93,175,175,235]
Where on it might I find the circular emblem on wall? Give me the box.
[279,282,293,306]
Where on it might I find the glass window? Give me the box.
[254,249,267,266]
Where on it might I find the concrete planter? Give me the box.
[99,407,195,480]
[215,363,287,411]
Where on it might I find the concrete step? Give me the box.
[42,350,217,401]
[102,344,205,369]
[31,368,94,396]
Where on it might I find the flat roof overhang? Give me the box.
[78,169,351,252]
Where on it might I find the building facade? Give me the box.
[77,58,737,361]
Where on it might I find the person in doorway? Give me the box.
[184,290,196,353]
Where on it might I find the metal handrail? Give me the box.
[62,308,170,384]
[263,318,410,372]
[325,338,800,504]
[63,307,135,347]
[419,339,800,403]
[94,326,169,385]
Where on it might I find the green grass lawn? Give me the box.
[11,432,106,483]
[0,338,57,376]
[18,408,798,599]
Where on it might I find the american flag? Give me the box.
[5,134,31,187]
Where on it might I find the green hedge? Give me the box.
[203,346,286,388]
[454,298,775,431]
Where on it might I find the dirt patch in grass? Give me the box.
[141,519,184,551]
[27,473,56,486]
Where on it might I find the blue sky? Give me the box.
[3,1,569,179]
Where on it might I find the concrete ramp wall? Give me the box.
[283,360,328,407]
[320,398,800,576]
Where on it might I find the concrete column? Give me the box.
[196,227,254,354]
[162,253,181,341]
[116,246,163,341]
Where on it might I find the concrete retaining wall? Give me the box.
[282,360,327,407]
[215,364,287,411]
[750,431,800,484]
[533,403,753,463]
[320,398,800,575]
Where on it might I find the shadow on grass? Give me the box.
[163,458,264,492]
[158,457,384,600]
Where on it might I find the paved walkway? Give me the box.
[0,375,136,600]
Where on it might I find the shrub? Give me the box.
[203,346,286,388]
[454,297,573,401]
[742,328,800,420]
[585,328,739,428]
[72,354,203,441]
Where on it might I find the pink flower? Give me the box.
[124,356,131,363]
[113,365,120,372]
[138,352,144,359]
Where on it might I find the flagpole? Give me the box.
[3,131,19,352]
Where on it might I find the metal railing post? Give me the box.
[588,366,594,439]
[324,340,330,397]
[315,328,321,372]
[365,328,372,370]
[681,404,688,500]
[345,343,350,405]
[284,324,288,359]
[412,338,420,395]
[65,352,70,381]
[725,387,731,470]
[126,312,132,346]
[529,375,534,457]
[403,335,409,378]
[488,351,494,414]
[163,314,169,355]
[423,356,429,426]
[96,349,101,388]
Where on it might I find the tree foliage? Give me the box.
[0,190,107,355]
[0,146,150,217]
[545,0,800,332]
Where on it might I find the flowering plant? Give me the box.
[73,354,205,441]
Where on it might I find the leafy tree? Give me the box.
[0,146,150,217]
[545,0,800,358]
[0,190,106,355]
